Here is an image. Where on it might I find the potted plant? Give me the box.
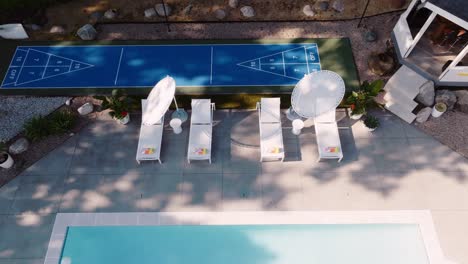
[94,89,132,125]
[363,115,380,132]
[0,142,14,169]
[346,79,384,120]
[431,102,447,118]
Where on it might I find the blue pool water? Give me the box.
[60,224,429,264]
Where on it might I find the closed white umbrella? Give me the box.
[290,70,346,119]
[142,75,177,125]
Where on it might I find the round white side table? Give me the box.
[170,118,182,134]
[292,119,305,135]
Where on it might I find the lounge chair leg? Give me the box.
[158,159,162,164]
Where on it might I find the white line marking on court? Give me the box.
[1,48,21,87]
[261,63,311,65]
[281,52,286,76]
[29,49,75,65]
[305,46,321,64]
[210,46,213,84]
[114,48,124,85]
[236,46,308,67]
[237,64,300,81]
[18,65,70,68]
[42,55,51,78]
[303,46,310,74]
[14,65,94,86]
[14,49,31,87]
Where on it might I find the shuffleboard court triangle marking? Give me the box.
[238,59,260,70]
[13,48,94,86]
[237,46,317,81]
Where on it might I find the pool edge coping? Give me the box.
[44,210,447,264]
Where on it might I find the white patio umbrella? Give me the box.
[289,70,346,119]
[142,75,179,125]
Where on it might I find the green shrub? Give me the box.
[24,115,51,142]
[346,79,384,115]
[49,109,77,134]
[363,115,380,129]
[23,109,78,142]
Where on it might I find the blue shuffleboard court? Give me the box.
[0,43,321,90]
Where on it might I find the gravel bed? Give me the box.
[0,96,68,142]
[98,12,402,82]
[416,110,468,159]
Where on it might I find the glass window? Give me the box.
[406,1,432,38]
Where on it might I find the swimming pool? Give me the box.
[60,224,429,264]
[45,211,446,264]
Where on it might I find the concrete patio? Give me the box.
[0,108,467,264]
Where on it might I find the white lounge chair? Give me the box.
[314,98,343,162]
[257,98,285,162]
[136,99,164,164]
[187,99,215,164]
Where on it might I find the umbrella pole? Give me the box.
[173,97,180,111]
[171,96,188,123]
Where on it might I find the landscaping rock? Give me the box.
[182,4,193,15]
[332,0,345,13]
[240,6,255,17]
[368,52,395,76]
[303,5,315,17]
[89,11,103,23]
[9,138,29,155]
[49,25,65,34]
[415,107,431,123]
[77,24,97,40]
[229,0,239,8]
[415,80,435,107]
[455,90,468,114]
[104,9,118,19]
[435,90,457,110]
[316,1,330,11]
[77,102,93,115]
[155,3,172,17]
[214,9,227,20]
[144,8,157,18]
